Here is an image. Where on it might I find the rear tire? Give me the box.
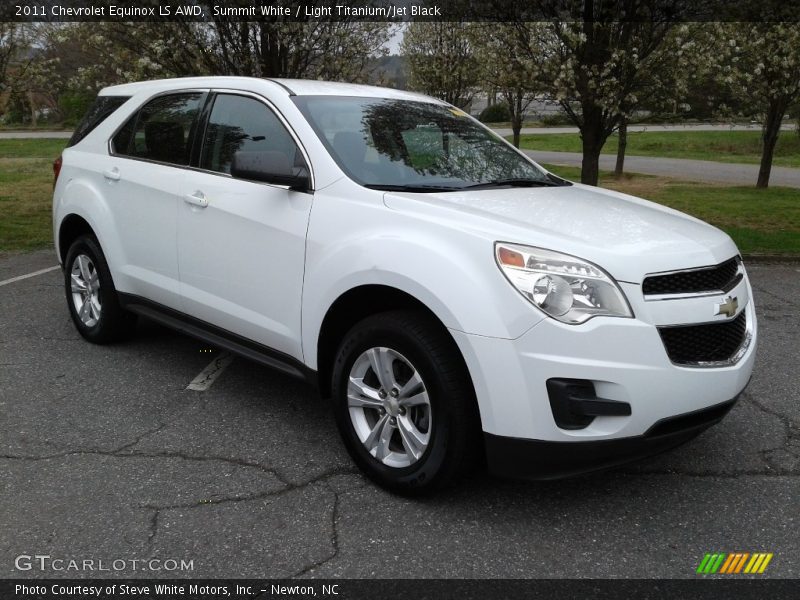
[64,235,137,344]
[331,310,480,495]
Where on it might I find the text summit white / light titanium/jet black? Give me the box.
[52,77,756,494]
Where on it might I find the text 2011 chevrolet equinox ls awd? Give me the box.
[53,77,756,493]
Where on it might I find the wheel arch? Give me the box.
[315,284,473,402]
[58,214,96,264]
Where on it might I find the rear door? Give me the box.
[105,91,205,309]
[177,92,313,359]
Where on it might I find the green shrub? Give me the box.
[59,90,95,126]
[478,103,511,123]
[539,112,572,126]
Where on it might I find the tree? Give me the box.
[0,24,61,125]
[0,23,22,93]
[469,23,545,147]
[147,20,389,81]
[60,19,392,88]
[512,1,679,185]
[716,23,800,188]
[611,24,710,176]
[402,22,479,109]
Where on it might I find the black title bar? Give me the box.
[3,579,800,600]
[3,0,800,22]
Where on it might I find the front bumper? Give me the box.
[484,395,740,480]
[449,277,757,476]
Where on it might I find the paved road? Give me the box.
[527,150,800,188]
[491,123,796,137]
[0,131,73,139]
[2,123,795,140]
[1,249,799,578]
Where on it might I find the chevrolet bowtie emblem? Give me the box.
[715,296,739,318]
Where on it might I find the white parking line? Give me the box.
[186,352,235,391]
[0,265,60,288]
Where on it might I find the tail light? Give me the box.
[53,155,63,188]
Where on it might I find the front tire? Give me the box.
[64,235,136,344]
[331,310,480,494]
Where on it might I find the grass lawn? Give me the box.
[518,130,800,168]
[0,139,67,252]
[0,139,797,256]
[543,164,800,255]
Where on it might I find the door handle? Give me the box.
[103,168,120,181]
[184,192,208,208]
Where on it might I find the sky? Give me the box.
[385,24,406,55]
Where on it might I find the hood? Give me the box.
[383,183,739,284]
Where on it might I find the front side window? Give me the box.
[293,96,563,191]
[200,94,301,175]
[112,92,203,165]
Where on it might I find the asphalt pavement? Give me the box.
[1,249,798,578]
[489,122,796,137]
[1,123,795,140]
[525,150,800,188]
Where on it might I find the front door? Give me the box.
[177,92,313,360]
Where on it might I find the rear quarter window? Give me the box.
[67,95,130,147]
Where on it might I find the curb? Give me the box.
[742,254,800,264]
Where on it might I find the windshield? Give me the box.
[293,96,564,191]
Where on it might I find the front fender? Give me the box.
[301,194,542,369]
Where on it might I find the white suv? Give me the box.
[53,77,756,493]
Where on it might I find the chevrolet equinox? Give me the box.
[53,77,756,493]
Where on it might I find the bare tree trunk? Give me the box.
[511,92,523,148]
[580,127,603,185]
[615,117,628,177]
[512,119,522,148]
[757,98,788,188]
[28,91,37,128]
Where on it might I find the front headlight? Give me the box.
[495,242,633,324]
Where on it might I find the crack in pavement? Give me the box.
[624,392,800,479]
[139,466,357,512]
[742,390,800,474]
[142,470,355,579]
[0,449,287,480]
[750,284,800,309]
[284,484,342,579]
[146,509,159,555]
[2,445,359,577]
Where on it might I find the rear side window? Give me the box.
[112,93,203,166]
[67,95,130,147]
[200,94,300,174]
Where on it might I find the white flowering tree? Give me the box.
[0,24,65,125]
[468,22,547,147]
[715,23,800,188]
[0,23,22,95]
[402,22,479,109]
[532,12,678,184]
[610,24,709,177]
[70,20,392,83]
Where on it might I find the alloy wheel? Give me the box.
[347,347,432,468]
[70,254,102,327]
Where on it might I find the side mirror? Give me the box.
[230,150,311,192]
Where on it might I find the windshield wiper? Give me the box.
[364,184,463,193]
[462,178,565,190]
